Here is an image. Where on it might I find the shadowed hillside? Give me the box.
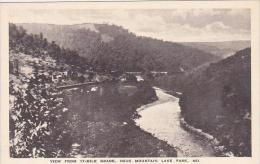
[179,48,251,156]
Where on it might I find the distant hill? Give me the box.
[181,41,250,58]
[17,23,219,73]
[179,48,251,156]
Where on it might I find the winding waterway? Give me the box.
[135,87,216,157]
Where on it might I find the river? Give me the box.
[135,87,216,157]
[64,83,178,157]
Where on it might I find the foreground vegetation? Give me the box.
[9,23,87,157]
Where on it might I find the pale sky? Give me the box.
[9,9,251,42]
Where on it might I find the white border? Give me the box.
[1,1,260,164]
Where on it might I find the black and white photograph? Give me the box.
[0,1,260,164]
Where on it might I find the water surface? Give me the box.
[135,87,215,157]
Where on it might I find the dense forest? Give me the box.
[18,23,219,73]
[10,24,89,72]
[179,48,251,156]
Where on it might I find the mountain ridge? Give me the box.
[16,22,220,73]
[181,40,250,58]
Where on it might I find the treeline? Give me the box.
[10,23,89,73]
[18,23,219,73]
[75,26,218,73]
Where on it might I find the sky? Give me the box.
[9,9,251,42]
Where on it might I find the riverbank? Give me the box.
[63,82,177,157]
[149,87,236,157]
[135,87,216,157]
[180,117,234,157]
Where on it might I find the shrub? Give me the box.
[10,68,71,157]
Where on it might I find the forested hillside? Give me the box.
[179,48,251,156]
[9,23,85,157]
[18,23,219,73]
[10,24,89,71]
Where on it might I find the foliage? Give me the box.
[9,66,71,157]
[125,74,137,83]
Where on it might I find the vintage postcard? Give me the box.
[0,1,259,164]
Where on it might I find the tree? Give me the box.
[125,74,137,83]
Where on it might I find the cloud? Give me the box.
[205,21,230,32]
[9,9,250,42]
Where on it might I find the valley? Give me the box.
[9,22,251,158]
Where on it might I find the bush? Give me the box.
[9,69,71,157]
